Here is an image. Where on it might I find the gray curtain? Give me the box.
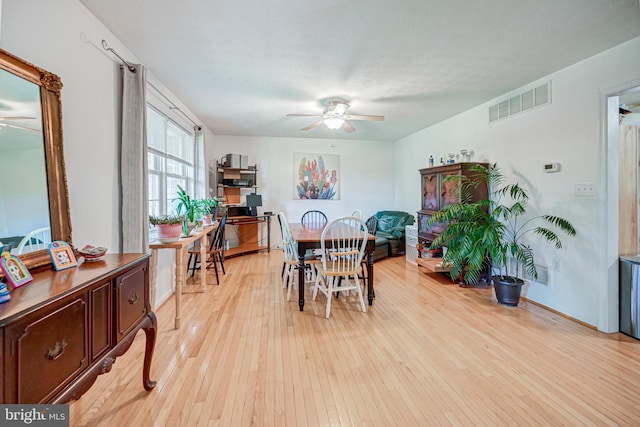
[120,64,149,253]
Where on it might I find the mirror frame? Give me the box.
[0,48,72,271]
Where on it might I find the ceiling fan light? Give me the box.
[324,117,345,130]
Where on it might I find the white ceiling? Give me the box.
[80,0,640,141]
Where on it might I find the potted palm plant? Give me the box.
[427,163,576,305]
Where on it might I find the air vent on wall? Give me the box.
[525,264,549,286]
[489,81,551,123]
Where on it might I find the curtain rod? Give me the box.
[101,39,201,130]
[101,40,136,73]
[147,83,201,130]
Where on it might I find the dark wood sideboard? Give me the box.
[0,253,156,403]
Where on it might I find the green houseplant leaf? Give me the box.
[426,163,576,286]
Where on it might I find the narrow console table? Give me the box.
[149,225,213,329]
[225,214,273,257]
[0,253,156,404]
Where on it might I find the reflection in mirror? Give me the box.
[0,48,71,273]
[0,67,51,254]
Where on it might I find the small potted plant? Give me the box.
[149,214,184,243]
[176,185,205,235]
[199,197,220,225]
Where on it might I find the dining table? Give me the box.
[288,223,377,311]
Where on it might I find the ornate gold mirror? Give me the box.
[0,48,71,271]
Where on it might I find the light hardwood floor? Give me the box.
[70,252,640,426]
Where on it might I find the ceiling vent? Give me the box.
[489,81,551,123]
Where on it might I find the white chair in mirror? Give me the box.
[15,226,52,254]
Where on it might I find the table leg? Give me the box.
[174,247,185,329]
[367,251,374,305]
[149,248,158,311]
[200,233,207,291]
[298,253,305,311]
[267,216,271,253]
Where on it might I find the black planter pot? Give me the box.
[492,276,524,306]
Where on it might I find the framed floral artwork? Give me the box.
[293,153,340,200]
[0,252,33,289]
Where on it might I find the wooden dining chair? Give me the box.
[279,211,319,301]
[313,216,368,318]
[350,209,363,220]
[301,210,328,228]
[359,215,378,291]
[187,214,227,284]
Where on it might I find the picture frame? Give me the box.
[48,241,78,271]
[0,252,33,289]
[293,152,340,200]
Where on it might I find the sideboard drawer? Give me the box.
[4,297,88,403]
[406,235,418,246]
[91,280,112,361]
[115,261,148,342]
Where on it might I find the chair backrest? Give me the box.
[16,227,51,254]
[210,214,227,251]
[320,216,368,274]
[365,216,378,236]
[278,212,298,263]
[350,209,363,220]
[301,210,328,228]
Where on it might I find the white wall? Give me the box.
[210,135,396,230]
[394,36,640,330]
[0,0,207,308]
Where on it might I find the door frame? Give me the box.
[602,80,640,332]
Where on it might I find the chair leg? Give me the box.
[219,254,226,275]
[212,254,220,285]
[286,267,296,301]
[187,253,198,277]
[325,276,334,319]
[312,272,322,300]
[355,275,367,313]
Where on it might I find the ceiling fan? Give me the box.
[287,99,384,132]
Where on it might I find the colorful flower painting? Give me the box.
[293,153,339,200]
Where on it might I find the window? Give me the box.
[147,106,197,217]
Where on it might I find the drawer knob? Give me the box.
[46,340,67,360]
[128,292,139,304]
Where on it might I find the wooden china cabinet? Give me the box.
[416,162,488,271]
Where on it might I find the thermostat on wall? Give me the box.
[543,162,561,173]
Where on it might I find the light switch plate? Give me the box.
[574,182,597,196]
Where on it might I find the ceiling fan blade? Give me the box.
[0,123,40,132]
[301,120,325,131]
[287,113,323,117]
[332,102,349,115]
[344,114,384,121]
[342,121,355,133]
[0,116,36,121]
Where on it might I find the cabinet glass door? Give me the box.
[440,171,460,207]
[422,173,439,210]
